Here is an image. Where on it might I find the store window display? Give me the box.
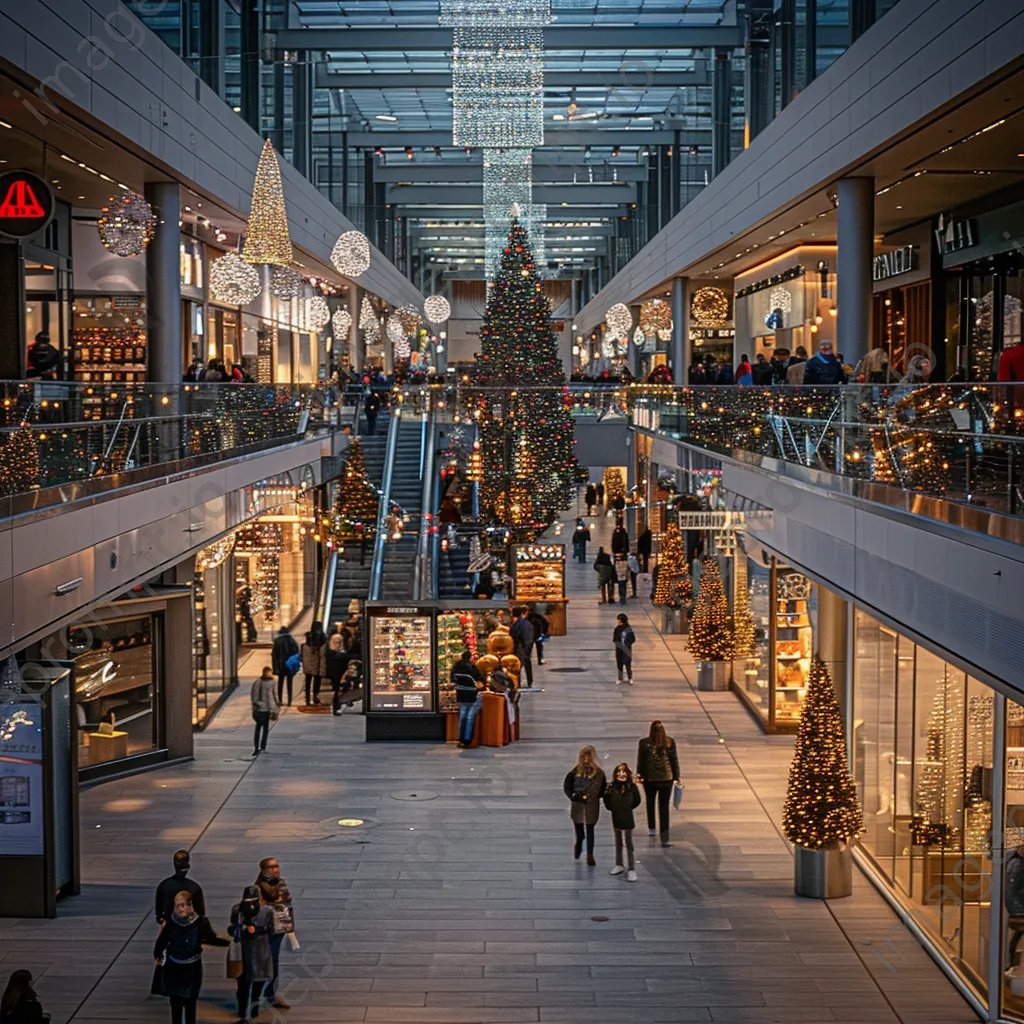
[193,542,238,727]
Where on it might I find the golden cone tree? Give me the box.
[241,139,292,266]
[688,556,732,660]
[782,659,864,850]
[323,439,379,542]
[652,523,691,607]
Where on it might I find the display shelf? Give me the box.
[511,544,566,602]
[773,574,813,726]
[436,610,480,712]
[368,611,433,712]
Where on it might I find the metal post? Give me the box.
[348,282,362,372]
[671,277,690,385]
[292,54,310,176]
[836,177,874,367]
[341,133,349,215]
[712,48,732,178]
[145,182,182,383]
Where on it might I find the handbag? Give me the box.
[226,939,243,979]
[271,902,295,935]
[672,781,685,810]
[150,960,166,997]
[285,652,301,675]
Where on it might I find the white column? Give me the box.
[671,276,690,385]
[836,177,874,366]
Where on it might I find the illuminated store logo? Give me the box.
[873,245,916,282]
[0,171,55,239]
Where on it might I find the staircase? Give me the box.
[379,417,427,602]
[437,535,473,598]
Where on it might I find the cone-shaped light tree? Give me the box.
[688,556,732,660]
[782,659,864,850]
[468,216,576,533]
[322,439,379,544]
[241,139,292,267]
[652,523,692,608]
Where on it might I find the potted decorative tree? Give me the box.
[688,556,732,689]
[783,659,863,898]
[651,523,691,634]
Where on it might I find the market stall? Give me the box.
[510,543,568,635]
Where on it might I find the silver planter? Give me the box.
[794,844,853,899]
[697,660,728,691]
[659,607,682,635]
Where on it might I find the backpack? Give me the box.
[285,652,301,675]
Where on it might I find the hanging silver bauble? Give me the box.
[210,253,262,305]
[423,294,451,325]
[270,265,301,299]
[97,191,157,258]
[331,231,371,277]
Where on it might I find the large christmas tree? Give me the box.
[322,439,379,544]
[783,659,863,850]
[469,215,576,533]
[688,556,732,660]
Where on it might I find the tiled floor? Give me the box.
[1,506,978,1023]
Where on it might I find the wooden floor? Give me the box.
[2,504,978,1024]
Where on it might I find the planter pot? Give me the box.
[659,608,682,635]
[697,660,728,691]
[794,844,853,899]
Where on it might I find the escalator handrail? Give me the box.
[413,400,438,601]
[316,548,338,630]
[368,406,401,601]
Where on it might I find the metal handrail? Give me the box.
[316,548,339,630]
[368,407,401,601]
[413,402,437,601]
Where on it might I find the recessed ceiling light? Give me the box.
[552,114,565,121]
[0,120,11,130]
[896,205,903,209]
[375,114,398,122]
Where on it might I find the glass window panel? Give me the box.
[1004,697,1024,1019]
[893,634,915,899]
[736,550,771,722]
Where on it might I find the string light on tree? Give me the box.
[210,252,262,305]
[690,286,731,328]
[241,139,292,267]
[424,295,451,325]
[688,557,732,660]
[321,439,379,545]
[359,295,378,332]
[270,265,301,299]
[331,231,371,277]
[652,523,691,608]
[782,659,864,851]
[97,191,156,257]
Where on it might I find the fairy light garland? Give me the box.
[270,265,301,299]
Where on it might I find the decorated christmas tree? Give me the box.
[730,557,757,658]
[603,466,626,505]
[783,659,863,850]
[468,215,576,533]
[323,439,379,544]
[688,556,732,660]
[652,523,691,608]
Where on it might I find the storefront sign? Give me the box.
[873,245,916,282]
[935,218,977,256]
[0,171,55,239]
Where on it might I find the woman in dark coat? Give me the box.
[300,620,328,705]
[636,720,680,844]
[0,970,46,1024]
[593,548,614,604]
[153,891,228,1024]
[325,633,351,714]
[229,886,275,1021]
[563,745,606,866]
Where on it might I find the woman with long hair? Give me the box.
[153,891,228,1024]
[229,886,275,1022]
[562,745,606,866]
[636,720,680,844]
[0,970,46,1024]
[301,620,328,706]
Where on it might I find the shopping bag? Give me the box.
[286,932,301,951]
[285,652,301,675]
[226,940,243,979]
[150,962,166,997]
[672,781,685,810]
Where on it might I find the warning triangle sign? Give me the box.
[0,180,46,219]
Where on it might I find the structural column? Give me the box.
[836,176,874,366]
[815,588,849,730]
[712,48,732,178]
[292,54,311,177]
[348,282,363,373]
[627,303,642,379]
[671,277,690,385]
[145,182,182,383]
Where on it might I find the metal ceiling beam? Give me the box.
[314,69,710,90]
[276,26,744,51]
[399,206,630,219]
[328,130,710,147]
[386,183,637,204]
[374,163,647,183]
[409,223,616,236]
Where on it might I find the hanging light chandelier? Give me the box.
[307,295,331,332]
[331,231,371,277]
[605,303,633,342]
[423,295,451,325]
[210,252,262,305]
[332,306,352,338]
[439,0,550,26]
[241,139,292,267]
[270,265,301,299]
[97,191,157,257]
[397,304,423,335]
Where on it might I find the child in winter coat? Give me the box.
[603,762,642,881]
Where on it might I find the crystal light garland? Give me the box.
[605,303,633,341]
[210,252,262,305]
[452,27,544,148]
[769,285,793,314]
[307,295,331,332]
[97,191,157,257]
[483,149,546,280]
[332,306,352,338]
[241,139,292,267]
[331,231,371,277]
[270,265,301,299]
[440,0,550,26]
[423,295,451,325]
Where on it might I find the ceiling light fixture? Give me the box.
[375,114,399,122]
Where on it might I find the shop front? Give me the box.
[192,537,239,727]
[511,544,567,635]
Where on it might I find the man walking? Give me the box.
[613,614,636,685]
[510,605,535,687]
[271,625,299,706]
[155,850,205,925]
[452,650,483,748]
[627,551,640,599]
[571,518,591,563]
[250,666,279,757]
[363,388,382,434]
[255,857,293,1010]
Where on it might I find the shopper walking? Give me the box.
[1,970,47,1024]
[603,763,641,882]
[584,483,597,515]
[610,519,630,557]
[452,650,483,747]
[613,556,630,606]
[571,518,591,563]
[254,858,293,1010]
[786,346,808,385]
[736,353,753,386]
[325,633,351,713]
[802,340,846,385]
[229,886,275,1020]
[527,605,550,665]
[627,551,639,598]
[270,626,299,706]
[510,606,535,687]
[613,614,636,685]
[363,388,382,435]
[153,891,228,1024]
[250,668,278,758]
[155,850,205,925]
[594,548,614,604]
[301,621,328,706]
[595,481,605,506]
[562,745,606,866]
[636,720,680,844]
[636,527,652,574]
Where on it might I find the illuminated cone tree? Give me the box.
[468,215,576,533]
[603,466,626,505]
[688,556,732,660]
[241,139,292,267]
[783,659,863,850]
[323,439,379,543]
[652,523,691,608]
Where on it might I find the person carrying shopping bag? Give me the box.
[228,886,274,1021]
[636,720,680,845]
[603,763,642,882]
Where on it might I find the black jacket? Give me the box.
[364,393,382,415]
[0,1000,45,1024]
[451,660,482,704]
[527,611,549,639]
[155,873,205,923]
[271,632,299,675]
[571,527,591,545]
[611,527,629,555]
[511,618,534,651]
[636,737,680,784]
[325,646,350,685]
[636,530,652,557]
[802,354,845,386]
[613,623,635,650]
[603,781,642,830]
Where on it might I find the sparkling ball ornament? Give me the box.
[307,295,331,331]
[424,294,451,325]
[690,286,731,328]
[331,231,371,277]
[397,304,423,334]
[605,302,633,341]
[332,306,352,338]
[769,286,793,314]
[386,317,407,345]
[210,252,262,305]
[640,298,673,335]
[359,295,378,331]
[270,265,300,299]
[632,325,645,346]
[97,191,156,257]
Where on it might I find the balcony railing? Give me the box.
[632,384,1024,518]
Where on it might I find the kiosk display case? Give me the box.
[511,544,568,635]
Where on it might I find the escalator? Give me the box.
[436,530,474,598]
[378,416,429,601]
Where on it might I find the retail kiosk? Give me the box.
[509,543,568,635]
